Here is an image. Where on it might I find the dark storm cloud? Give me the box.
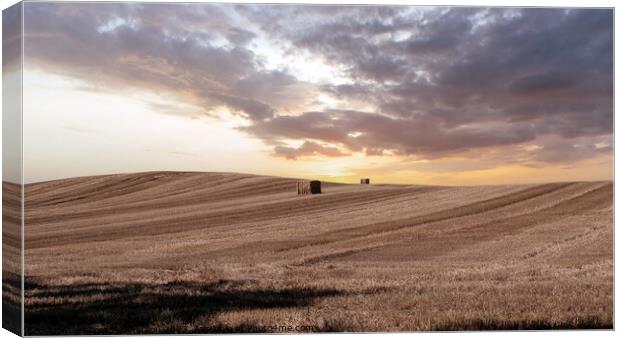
[25,3,613,164]
[509,71,579,96]
[237,6,612,162]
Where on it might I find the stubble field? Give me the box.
[18,171,613,334]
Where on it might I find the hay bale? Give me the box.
[310,180,321,194]
[297,180,321,194]
[360,178,370,184]
[297,181,310,195]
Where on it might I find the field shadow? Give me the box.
[430,318,613,331]
[24,277,346,335]
[23,274,611,333]
[3,273,22,335]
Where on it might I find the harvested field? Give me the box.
[3,181,22,336]
[22,171,613,334]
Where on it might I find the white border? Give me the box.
[0,1,616,338]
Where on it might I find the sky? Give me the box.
[11,3,614,184]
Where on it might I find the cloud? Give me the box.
[274,141,350,160]
[24,3,613,166]
[509,71,579,96]
[3,2,22,73]
[23,3,312,122]
[241,109,538,159]
[242,6,611,164]
[528,135,613,164]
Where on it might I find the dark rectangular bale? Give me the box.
[360,178,370,184]
[309,180,321,194]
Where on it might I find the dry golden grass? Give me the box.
[21,171,613,334]
[3,181,22,335]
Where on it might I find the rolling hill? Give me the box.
[20,171,613,333]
